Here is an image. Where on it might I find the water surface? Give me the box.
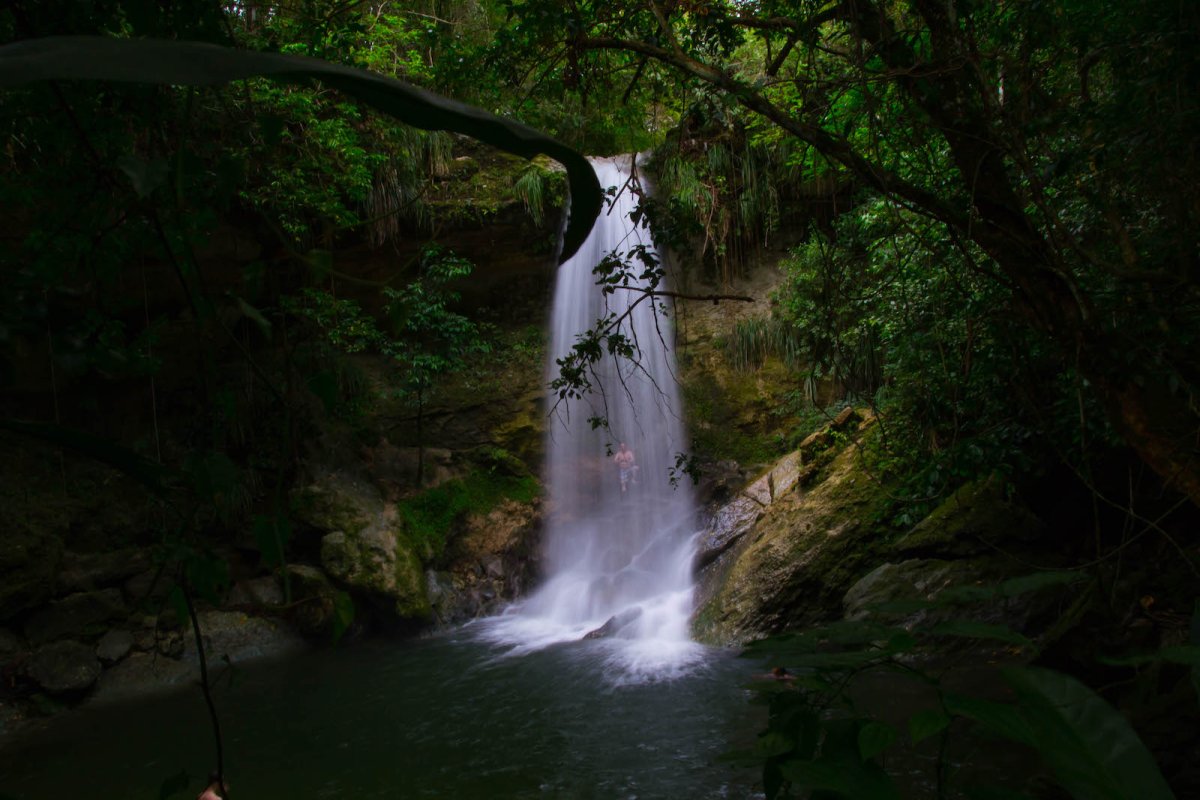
[0,630,762,799]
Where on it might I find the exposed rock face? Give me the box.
[430,498,543,624]
[694,429,894,645]
[26,641,102,694]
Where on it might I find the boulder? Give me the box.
[583,606,644,639]
[321,528,429,620]
[291,472,380,539]
[25,641,101,694]
[24,589,127,645]
[56,548,152,595]
[95,629,134,664]
[227,576,284,608]
[186,610,305,665]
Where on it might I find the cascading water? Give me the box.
[484,155,703,678]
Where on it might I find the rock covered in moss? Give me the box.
[891,474,1044,558]
[694,431,895,645]
[320,528,429,620]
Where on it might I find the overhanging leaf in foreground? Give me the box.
[0,35,601,262]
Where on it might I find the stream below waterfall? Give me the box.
[0,631,763,799]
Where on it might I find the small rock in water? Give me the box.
[582,606,644,640]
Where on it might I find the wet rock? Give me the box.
[25,641,101,694]
[95,629,134,664]
[434,498,542,624]
[696,451,802,571]
[56,548,152,594]
[24,589,127,645]
[583,606,644,639]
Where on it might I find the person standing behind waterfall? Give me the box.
[614,442,638,494]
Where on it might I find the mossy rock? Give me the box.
[892,474,1045,559]
[319,527,430,621]
[694,431,897,645]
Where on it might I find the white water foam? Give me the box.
[482,155,703,681]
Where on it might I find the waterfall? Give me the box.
[484,155,702,677]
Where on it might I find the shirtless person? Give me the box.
[198,773,226,800]
[614,442,637,494]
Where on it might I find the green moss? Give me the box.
[397,467,539,561]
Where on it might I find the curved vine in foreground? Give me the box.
[0,35,602,262]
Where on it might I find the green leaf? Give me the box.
[857,721,897,761]
[908,708,951,744]
[332,590,355,644]
[252,514,291,568]
[943,693,1036,747]
[168,585,190,629]
[1003,666,1176,800]
[998,571,1086,598]
[0,36,601,262]
[755,731,797,758]
[930,620,1033,648]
